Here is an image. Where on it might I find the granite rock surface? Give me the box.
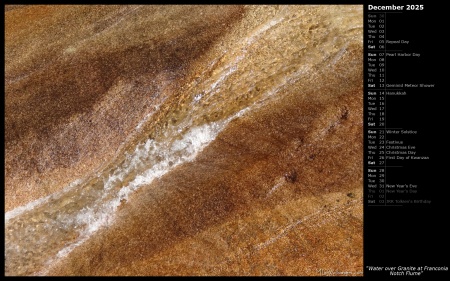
[5,5,363,276]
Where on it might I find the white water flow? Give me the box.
[5,6,363,275]
[4,62,297,274]
[4,113,238,275]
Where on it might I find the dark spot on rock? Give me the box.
[341,108,349,120]
[284,170,297,183]
[347,192,355,198]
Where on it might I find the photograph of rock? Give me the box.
[5,5,363,276]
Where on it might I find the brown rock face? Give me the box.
[5,5,363,276]
[5,5,245,212]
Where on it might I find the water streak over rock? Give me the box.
[5,5,363,276]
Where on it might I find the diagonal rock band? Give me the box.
[5,5,363,276]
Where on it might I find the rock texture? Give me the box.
[5,5,245,212]
[5,5,363,276]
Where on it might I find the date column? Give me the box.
[366,12,386,205]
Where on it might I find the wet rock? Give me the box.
[5,5,363,276]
